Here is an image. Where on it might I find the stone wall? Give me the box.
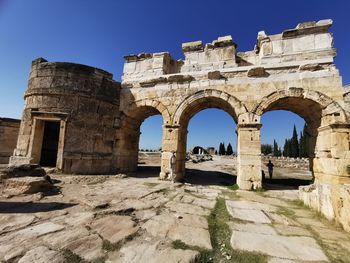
[10,58,121,174]
[300,183,350,232]
[0,118,20,164]
[261,156,309,170]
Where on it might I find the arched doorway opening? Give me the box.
[116,102,168,176]
[260,110,313,189]
[255,88,347,189]
[170,90,246,184]
[138,114,163,177]
[185,108,237,186]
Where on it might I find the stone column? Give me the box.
[313,123,350,184]
[160,125,185,181]
[236,115,262,190]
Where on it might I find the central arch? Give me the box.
[169,89,247,181]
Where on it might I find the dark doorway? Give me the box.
[40,121,60,167]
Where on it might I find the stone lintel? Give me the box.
[282,19,333,39]
[182,40,203,53]
[124,53,153,62]
[207,35,235,49]
[31,111,69,120]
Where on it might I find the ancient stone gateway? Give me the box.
[10,20,350,194]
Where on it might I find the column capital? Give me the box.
[163,124,181,129]
[237,123,262,130]
[318,123,350,132]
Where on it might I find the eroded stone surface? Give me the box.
[18,246,64,263]
[112,240,199,263]
[231,231,329,261]
[90,215,139,244]
[226,200,272,224]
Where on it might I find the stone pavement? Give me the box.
[0,174,349,262]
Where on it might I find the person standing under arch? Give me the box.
[267,160,274,179]
[170,151,177,182]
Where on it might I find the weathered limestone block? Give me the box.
[300,183,350,232]
[2,177,54,195]
[236,121,262,190]
[0,118,20,164]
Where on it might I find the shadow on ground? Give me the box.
[263,178,313,190]
[135,165,313,190]
[185,169,236,186]
[134,165,160,178]
[0,201,77,213]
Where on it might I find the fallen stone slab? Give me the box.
[228,222,277,235]
[168,224,212,249]
[265,212,300,226]
[274,224,312,236]
[0,214,36,234]
[90,215,139,244]
[231,231,329,261]
[226,201,271,224]
[0,222,65,261]
[165,201,210,216]
[268,257,296,263]
[15,222,65,239]
[43,227,90,248]
[110,240,199,263]
[63,212,94,226]
[2,177,54,195]
[1,164,46,179]
[226,200,277,212]
[63,234,104,261]
[18,246,64,263]
[179,194,216,209]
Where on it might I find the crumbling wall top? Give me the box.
[122,19,336,85]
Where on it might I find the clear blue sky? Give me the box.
[0,0,348,150]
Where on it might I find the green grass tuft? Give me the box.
[62,249,84,263]
[226,184,239,191]
[143,182,159,188]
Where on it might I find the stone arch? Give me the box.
[253,87,349,184]
[173,89,248,126]
[116,99,168,173]
[123,99,171,125]
[253,88,347,126]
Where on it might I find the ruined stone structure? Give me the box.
[8,20,350,228]
[0,118,20,164]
